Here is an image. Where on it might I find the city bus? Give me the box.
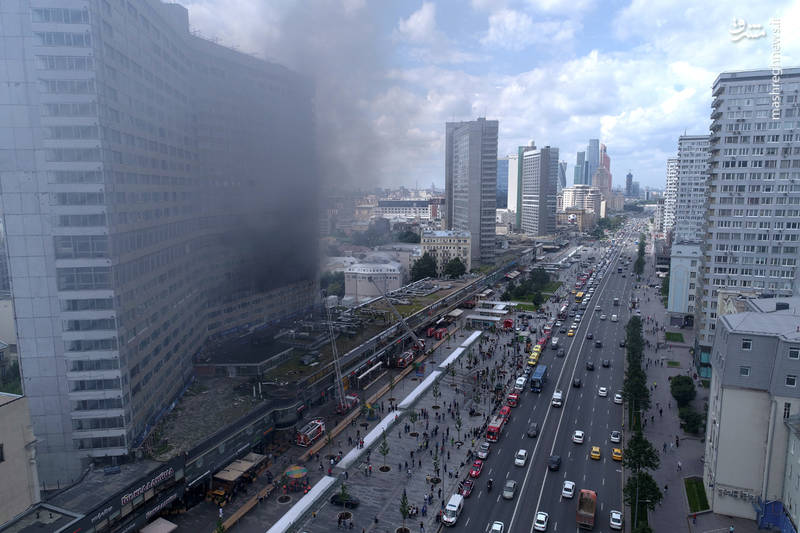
[575,292,585,303]
[486,415,505,442]
[530,365,547,392]
[558,305,568,320]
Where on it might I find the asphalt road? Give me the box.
[449,230,643,533]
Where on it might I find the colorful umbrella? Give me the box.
[284,465,308,479]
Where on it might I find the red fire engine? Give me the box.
[296,418,325,447]
[396,351,415,368]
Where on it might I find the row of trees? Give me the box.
[591,215,626,240]
[634,234,646,275]
[670,375,704,434]
[410,253,466,281]
[621,316,662,533]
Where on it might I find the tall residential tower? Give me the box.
[520,144,559,237]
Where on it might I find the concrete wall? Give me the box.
[0,394,39,523]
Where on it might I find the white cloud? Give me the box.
[395,2,438,44]
[525,0,594,15]
[481,9,579,51]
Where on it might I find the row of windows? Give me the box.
[36,54,93,71]
[57,267,112,291]
[64,319,116,333]
[66,338,118,353]
[32,8,89,24]
[61,298,114,312]
[69,357,119,371]
[56,213,107,228]
[46,148,100,163]
[39,78,95,95]
[55,235,109,259]
[73,435,125,450]
[35,31,91,48]
[69,377,120,392]
[45,125,98,140]
[72,397,123,411]
[72,415,124,431]
[41,101,97,118]
[739,366,799,388]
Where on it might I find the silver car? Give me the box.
[477,441,491,459]
[503,479,517,500]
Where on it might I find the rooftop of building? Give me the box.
[198,331,293,366]
[0,391,21,407]
[421,230,471,238]
[0,503,82,533]
[720,297,800,341]
[47,460,161,515]
[714,67,800,85]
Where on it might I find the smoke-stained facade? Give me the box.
[0,0,317,487]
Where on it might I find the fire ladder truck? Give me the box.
[368,278,426,367]
[295,418,326,447]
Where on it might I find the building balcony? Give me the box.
[710,123,722,133]
[711,109,722,120]
[713,84,724,97]
[711,97,723,108]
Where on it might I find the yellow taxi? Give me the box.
[532,345,542,354]
[612,448,623,461]
[590,446,601,460]
[567,329,575,337]
[527,357,538,367]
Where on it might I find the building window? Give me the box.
[739,366,751,377]
[788,375,798,387]
[741,338,753,350]
[790,347,800,360]
[785,402,792,419]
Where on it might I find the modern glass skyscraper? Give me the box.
[0,0,317,486]
[497,157,509,208]
[586,139,600,186]
[558,161,568,192]
[445,118,498,265]
[573,151,587,185]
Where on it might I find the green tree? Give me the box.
[396,230,421,243]
[670,375,696,407]
[411,252,438,281]
[399,489,410,527]
[623,365,651,413]
[215,518,226,533]
[455,415,463,441]
[623,430,660,473]
[409,409,418,428]
[339,482,351,505]
[530,268,550,290]
[679,406,705,434]
[632,525,654,533]
[443,257,467,279]
[623,471,663,511]
[379,430,390,466]
[532,290,544,307]
[634,256,645,275]
[320,271,345,298]
[660,273,670,299]
[0,360,22,395]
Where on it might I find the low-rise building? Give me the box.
[344,260,403,303]
[0,393,39,524]
[421,230,472,277]
[556,208,596,232]
[667,243,701,317]
[704,297,800,520]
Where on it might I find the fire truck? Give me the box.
[427,327,436,338]
[435,328,448,340]
[335,394,360,415]
[396,350,415,368]
[296,418,326,447]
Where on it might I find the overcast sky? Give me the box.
[183,0,799,191]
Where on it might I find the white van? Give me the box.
[552,390,563,407]
[442,494,464,526]
[611,314,618,322]
[551,337,560,349]
[515,376,527,392]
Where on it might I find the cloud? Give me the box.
[394,2,485,64]
[526,0,595,14]
[395,2,438,44]
[481,9,579,50]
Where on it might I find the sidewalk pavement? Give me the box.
[290,325,527,533]
[635,269,758,533]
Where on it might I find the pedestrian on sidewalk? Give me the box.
[677,461,682,471]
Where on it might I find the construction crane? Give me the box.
[324,296,351,414]
[368,277,426,356]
